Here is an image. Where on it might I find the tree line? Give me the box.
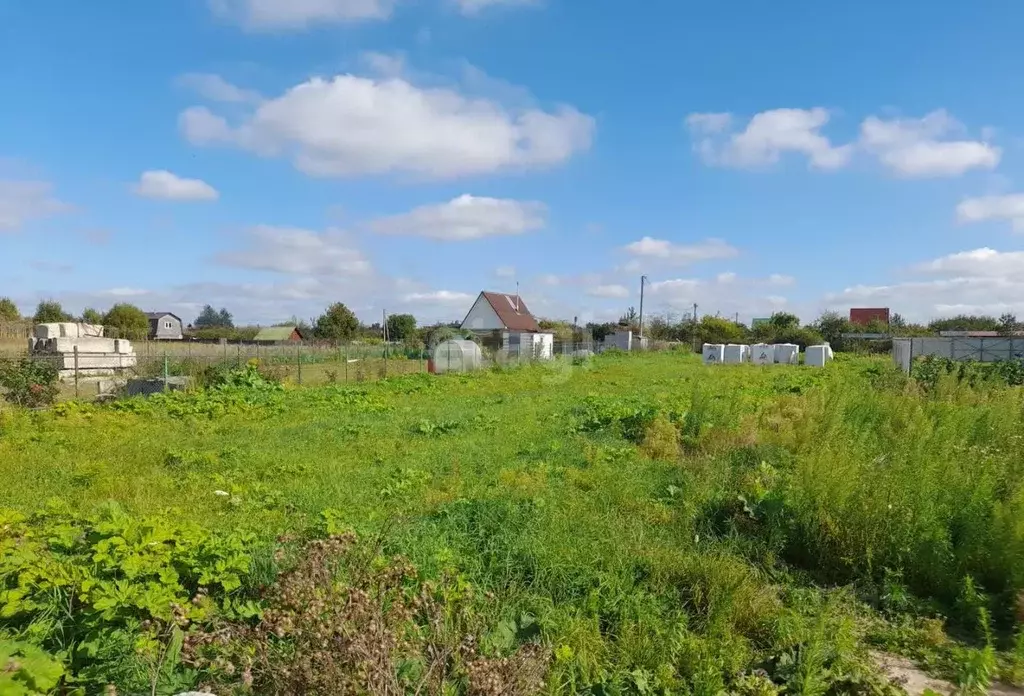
[2,295,1022,348]
[0,298,444,345]
[586,308,1024,350]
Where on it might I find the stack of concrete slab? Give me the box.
[30,322,137,378]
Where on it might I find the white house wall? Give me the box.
[462,295,504,331]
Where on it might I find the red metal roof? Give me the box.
[479,291,541,332]
[849,307,890,326]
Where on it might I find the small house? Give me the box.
[146,312,183,340]
[253,325,306,344]
[460,291,553,357]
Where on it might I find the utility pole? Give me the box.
[692,303,700,353]
[382,308,388,377]
[638,275,647,339]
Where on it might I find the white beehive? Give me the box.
[723,344,748,364]
[751,343,774,365]
[773,343,799,365]
[702,343,725,365]
[805,345,832,367]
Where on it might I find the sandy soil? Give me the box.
[873,651,1024,696]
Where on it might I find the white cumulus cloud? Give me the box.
[133,170,219,201]
[402,290,475,303]
[647,274,792,320]
[956,193,1024,231]
[687,107,853,171]
[0,180,71,232]
[216,225,372,275]
[177,73,262,104]
[623,236,738,267]
[370,194,546,240]
[687,106,997,178]
[859,109,999,178]
[586,284,630,299]
[915,247,1024,278]
[209,0,393,29]
[825,247,1024,321]
[454,0,539,15]
[179,70,594,179]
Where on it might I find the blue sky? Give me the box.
[3,0,1024,326]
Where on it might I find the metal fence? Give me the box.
[893,337,1024,373]
[5,339,606,400]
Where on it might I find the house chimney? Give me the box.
[515,282,520,312]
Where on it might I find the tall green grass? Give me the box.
[2,352,1024,692]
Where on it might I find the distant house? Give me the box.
[460,291,553,357]
[146,312,183,340]
[253,325,306,344]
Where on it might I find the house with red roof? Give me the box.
[460,291,553,358]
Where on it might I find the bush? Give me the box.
[101,303,150,340]
[767,326,824,350]
[0,357,60,407]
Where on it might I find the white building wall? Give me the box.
[461,294,504,331]
[530,332,554,359]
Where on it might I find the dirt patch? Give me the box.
[872,651,1024,696]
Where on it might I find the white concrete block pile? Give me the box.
[701,342,833,367]
[30,322,137,378]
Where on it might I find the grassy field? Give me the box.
[3,351,1024,694]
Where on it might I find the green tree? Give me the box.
[275,316,314,333]
[696,316,747,345]
[314,302,359,342]
[33,300,72,323]
[928,315,1000,333]
[586,322,618,343]
[618,307,640,332]
[385,313,417,342]
[0,297,20,322]
[769,312,800,330]
[195,305,234,328]
[421,324,456,348]
[538,318,576,342]
[998,313,1018,336]
[81,308,103,324]
[811,311,851,346]
[101,303,150,340]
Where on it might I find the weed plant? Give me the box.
[2,354,1024,693]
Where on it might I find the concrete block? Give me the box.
[751,343,774,366]
[723,344,748,364]
[805,345,831,367]
[54,354,137,370]
[114,339,133,354]
[702,343,725,364]
[773,344,800,365]
[49,337,119,354]
[34,323,62,339]
[58,322,80,338]
[80,323,104,337]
